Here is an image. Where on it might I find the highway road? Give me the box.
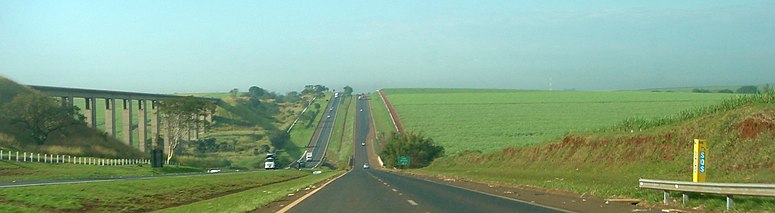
[301,93,342,168]
[288,97,567,213]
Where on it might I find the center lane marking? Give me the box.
[407,200,418,206]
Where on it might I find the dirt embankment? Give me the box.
[738,111,775,140]
[378,90,404,133]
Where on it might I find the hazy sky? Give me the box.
[1,1,774,94]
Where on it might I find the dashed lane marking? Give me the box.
[407,200,418,206]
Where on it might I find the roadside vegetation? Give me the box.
[0,161,201,182]
[0,170,338,212]
[380,131,444,168]
[0,77,143,158]
[175,85,330,169]
[367,91,395,154]
[408,91,775,212]
[158,170,341,213]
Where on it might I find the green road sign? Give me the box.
[397,156,410,166]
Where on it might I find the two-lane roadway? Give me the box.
[301,93,342,168]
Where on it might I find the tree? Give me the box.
[229,88,239,98]
[736,85,760,94]
[343,86,353,96]
[718,89,734,93]
[2,92,84,145]
[159,97,216,164]
[248,86,266,98]
[380,131,444,168]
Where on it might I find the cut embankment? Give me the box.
[420,93,775,212]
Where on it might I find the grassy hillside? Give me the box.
[176,93,317,169]
[419,92,775,212]
[0,76,143,158]
[383,88,733,154]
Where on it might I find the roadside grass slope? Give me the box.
[0,170,316,212]
[383,88,733,154]
[421,92,775,212]
[0,76,143,158]
[179,93,319,169]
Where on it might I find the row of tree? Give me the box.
[691,85,770,94]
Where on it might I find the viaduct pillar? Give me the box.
[150,101,160,149]
[84,98,97,128]
[137,100,147,153]
[104,98,116,137]
[122,99,133,147]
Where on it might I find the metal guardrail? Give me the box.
[639,178,775,210]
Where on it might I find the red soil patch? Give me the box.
[737,112,775,140]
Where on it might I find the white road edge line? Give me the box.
[276,171,349,213]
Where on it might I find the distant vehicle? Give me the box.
[306,152,313,162]
[330,107,333,111]
[359,108,363,112]
[207,169,221,173]
[264,153,276,169]
[361,142,365,146]
[334,93,339,98]
[327,115,331,118]
[363,163,369,169]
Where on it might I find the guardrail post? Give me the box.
[16,151,19,161]
[726,195,733,210]
[682,193,688,205]
[663,191,669,205]
[23,152,26,162]
[1,149,3,160]
[37,153,40,162]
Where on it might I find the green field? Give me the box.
[383,88,734,154]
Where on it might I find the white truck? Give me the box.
[305,152,313,162]
[264,153,276,169]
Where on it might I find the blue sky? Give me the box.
[1,1,774,93]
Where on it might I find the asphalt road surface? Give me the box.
[301,93,342,168]
[288,97,568,213]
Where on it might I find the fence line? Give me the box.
[0,149,149,166]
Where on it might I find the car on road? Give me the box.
[207,169,221,173]
[327,115,331,118]
[363,163,369,169]
[359,108,363,112]
[361,142,365,146]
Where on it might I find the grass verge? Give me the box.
[155,170,342,213]
[0,170,310,212]
[0,161,200,182]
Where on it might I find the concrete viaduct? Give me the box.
[29,85,219,154]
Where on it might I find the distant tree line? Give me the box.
[689,85,770,94]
